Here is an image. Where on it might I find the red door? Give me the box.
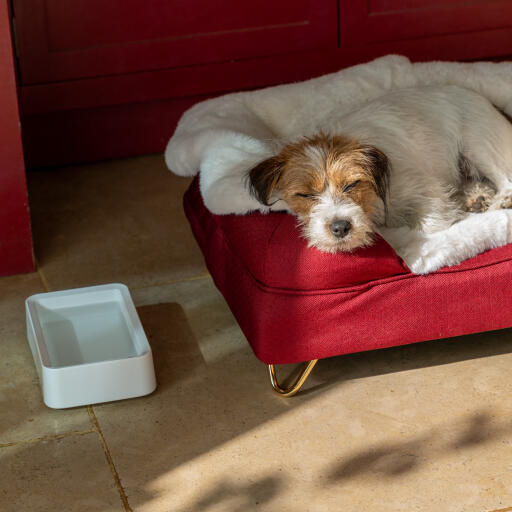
[0,0,34,276]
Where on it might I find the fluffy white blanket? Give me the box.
[165,55,512,274]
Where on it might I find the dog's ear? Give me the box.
[360,145,390,203]
[247,156,285,206]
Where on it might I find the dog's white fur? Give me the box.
[165,55,512,273]
[304,192,375,253]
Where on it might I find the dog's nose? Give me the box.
[329,220,351,238]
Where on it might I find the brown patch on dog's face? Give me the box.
[248,133,389,251]
[324,141,389,218]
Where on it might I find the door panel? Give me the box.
[341,0,512,46]
[13,0,337,84]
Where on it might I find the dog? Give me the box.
[247,85,512,253]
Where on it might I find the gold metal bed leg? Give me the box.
[268,359,318,397]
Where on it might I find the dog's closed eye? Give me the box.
[343,180,360,193]
[296,193,315,199]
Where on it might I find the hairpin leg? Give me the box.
[268,359,318,397]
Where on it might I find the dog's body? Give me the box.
[248,85,512,253]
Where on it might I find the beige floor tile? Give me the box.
[0,273,43,328]
[131,276,244,364]
[27,154,206,291]
[0,432,123,511]
[92,276,512,511]
[0,273,91,444]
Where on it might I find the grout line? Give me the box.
[131,271,211,291]
[88,406,132,512]
[34,263,130,509]
[0,429,95,448]
[35,260,51,293]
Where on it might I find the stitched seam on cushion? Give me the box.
[221,225,512,295]
[205,212,268,282]
[210,220,404,294]
[209,214,512,295]
[251,255,512,296]
[187,196,512,296]
[263,214,287,279]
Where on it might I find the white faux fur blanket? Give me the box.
[165,55,512,274]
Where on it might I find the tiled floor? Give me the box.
[2,154,512,511]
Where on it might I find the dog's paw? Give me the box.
[489,188,512,210]
[500,195,512,209]
[397,232,450,274]
[405,249,445,275]
[465,195,490,213]
[398,242,432,274]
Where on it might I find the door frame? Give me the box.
[0,0,34,276]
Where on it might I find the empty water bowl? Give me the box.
[26,283,157,408]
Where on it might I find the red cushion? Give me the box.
[184,178,512,364]
[223,212,410,290]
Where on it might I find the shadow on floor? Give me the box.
[325,409,511,483]
[177,474,284,512]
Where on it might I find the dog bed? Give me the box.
[172,55,512,394]
[167,55,512,274]
[184,177,512,389]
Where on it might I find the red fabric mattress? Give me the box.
[184,177,512,364]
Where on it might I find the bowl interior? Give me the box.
[33,289,144,368]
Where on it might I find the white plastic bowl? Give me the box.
[26,283,157,409]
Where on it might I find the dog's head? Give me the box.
[248,133,389,252]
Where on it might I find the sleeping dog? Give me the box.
[248,85,512,252]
